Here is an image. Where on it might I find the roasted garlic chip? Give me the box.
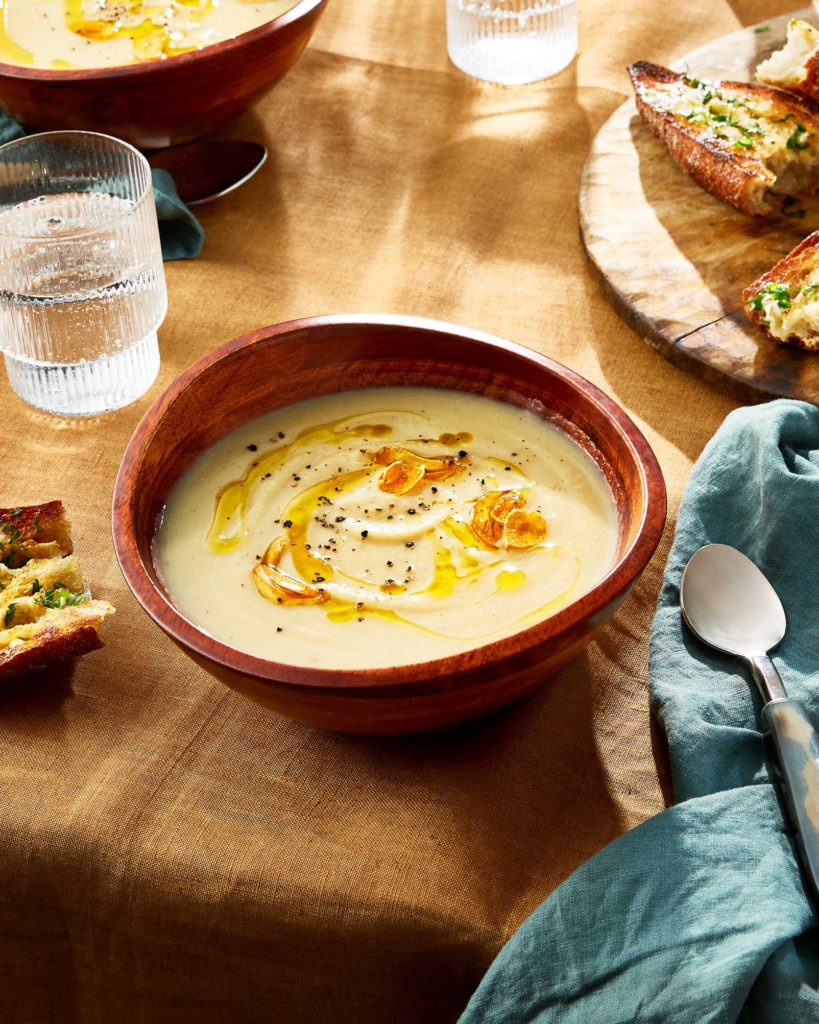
[470,490,547,549]
[252,536,330,606]
[489,491,527,528]
[379,460,426,495]
[471,489,523,546]
[423,459,463,482]
[261,538,286,565]
[374,446,431,467]
[503,509,548,549]
[376,446,460,493]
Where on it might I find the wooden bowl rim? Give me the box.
[112,314,667,692]
[0,0,325,81]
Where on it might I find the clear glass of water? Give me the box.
[446,0,578,85]
[0,131,167,416]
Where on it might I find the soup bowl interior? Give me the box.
[113,316,666,733]
[0,0,327,148]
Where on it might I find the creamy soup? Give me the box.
[154,388,619,670]
[0,1,295,69]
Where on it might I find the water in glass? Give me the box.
[447,0,577,85]
[0,133,167,417]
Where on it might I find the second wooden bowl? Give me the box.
[0,0,327,148]
[112,316,667,734]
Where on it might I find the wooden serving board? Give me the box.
[580,8,819,404]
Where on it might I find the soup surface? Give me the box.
[0,0,295,69]
[154,388,619,670]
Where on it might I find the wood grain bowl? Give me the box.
[0,0,327,149]
[112,316,667,735]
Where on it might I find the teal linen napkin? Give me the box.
[0,113,203,260]
[459,399,819,1024]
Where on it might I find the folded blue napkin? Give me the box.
[0,113,203,260]
[459,399,819,1024]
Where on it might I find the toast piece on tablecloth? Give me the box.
[0,502,114,681]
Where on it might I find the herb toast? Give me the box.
[743,232,819,350]
[0,501,114,681]
[628,61,819,215]
[756,20,819,105]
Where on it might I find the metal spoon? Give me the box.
[148,140,267,206]
[681,543,819,900]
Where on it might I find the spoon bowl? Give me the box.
[148,140,268,206]
[681,543,786,659]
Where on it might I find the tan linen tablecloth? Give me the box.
[0,1,795,1021]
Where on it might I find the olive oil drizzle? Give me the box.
[0,0,292,67]
[275,477,566,634]
[63,0,216,61]
[207,413,581,638]
[206,417,392,553]
[277,468,484,627]
[281,468,376,585]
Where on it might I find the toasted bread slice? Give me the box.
[0,502,114,681]
[743,232,819,350]
[756,20,819,103]
[628,61,819,214]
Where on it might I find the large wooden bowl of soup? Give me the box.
[0,0,327,148]
[112,316,667,734]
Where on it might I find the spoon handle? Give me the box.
[763,699,819,901]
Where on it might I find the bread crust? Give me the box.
[0,620,104,682]
[786,50,819,102]
[628,61,819,215]
[743,230,819,350]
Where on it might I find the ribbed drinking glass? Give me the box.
[446,0,578,85]
[0,131,167,416]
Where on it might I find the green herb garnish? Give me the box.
[754,25,770,33]
[735,138,753,149]
[803,283,819,298]
[31,579,41,594]
[749,282,792,311]
[0,524,21,543]
[787,123,810,150]
[33,585,86,610]
[4,603,16,627]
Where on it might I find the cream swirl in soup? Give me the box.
[0,1,296,69]
[154,388,619,670]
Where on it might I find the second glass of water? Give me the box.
[0,131,167,416]
[447,0,578,86]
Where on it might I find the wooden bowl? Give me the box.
[0,0,327,149]
[112,316,667,735]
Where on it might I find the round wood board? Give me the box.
[579,8,819,404]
